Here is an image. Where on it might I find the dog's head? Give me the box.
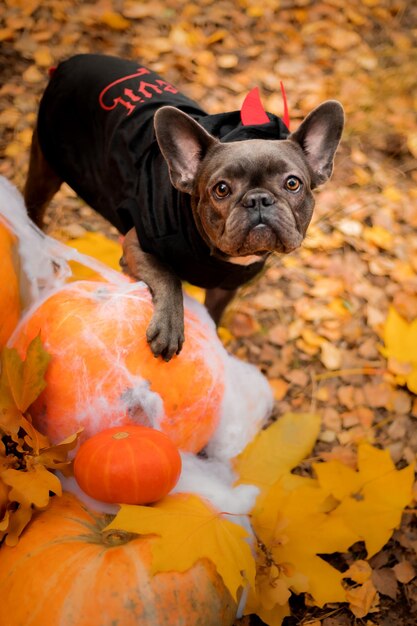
[154,100,344,260]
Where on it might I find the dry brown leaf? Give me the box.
[320,342,342,370]
[393,561,416,584]
[0,28,14,42]
[345,560,372,584]
[22,65,44,84]
[217,54,239,69]
[285,369,309,387]
[33,47,54,67]
[269,379,289,401]
[100,11,131,30]
[228,312,260,337]
[362,382,392,408]
[346,579,379,618]
[268,324,289,346]
[0,337,81,544]
[371,567,398,600]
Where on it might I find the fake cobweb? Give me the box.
[0,176,273,521]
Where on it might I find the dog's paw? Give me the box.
[146,311,185,361]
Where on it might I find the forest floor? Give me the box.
[1,0,417,624]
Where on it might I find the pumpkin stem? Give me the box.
[112,431,130,440]
[102,528,136,546]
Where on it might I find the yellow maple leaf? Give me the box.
[183,283,205,303]
[234,412,321,489]
[381,306,417,393]
[105,493,255,602]
[313,443,415,556]
[65,231,123,281]
[252,479,359,609]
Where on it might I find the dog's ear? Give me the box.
[289,100,344,188]
[154,106,218,194]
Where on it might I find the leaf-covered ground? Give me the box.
[1,0,417,624]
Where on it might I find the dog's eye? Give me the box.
[213,182,231,198]
[285,176,302,192]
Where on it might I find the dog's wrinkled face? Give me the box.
[154,100,344,260]
[194,139,314,258]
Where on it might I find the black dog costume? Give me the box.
[37,54,290,290]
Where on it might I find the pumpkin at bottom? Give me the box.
[0,493,237,626]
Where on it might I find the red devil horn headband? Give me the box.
[240,83,290,130]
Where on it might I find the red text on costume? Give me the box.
[99,67,179,116]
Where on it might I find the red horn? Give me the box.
[240,87,270,126]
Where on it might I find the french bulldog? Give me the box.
[24,54,344,361]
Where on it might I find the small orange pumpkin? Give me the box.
[12,281,225,453]
[74,425,182,504]
[0,493,236,626]
[0,221,20,347]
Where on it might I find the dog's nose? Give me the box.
[242,190,275,209]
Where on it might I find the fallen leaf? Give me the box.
[320,341,342,370]
[100,11,131,30]
[218,54,239,68]
[371,567,398,599]
[105,493,255,601]
[65,231,122,280]
[228,311,260,337]
[252,479,359,607]
[314,444,415,556]
[268,323,289,346]
[407,133,417,159]
[381,307,417,393]
[285,369,309,387]
[345,579,379,618]
[33,46,53,67]
[269,378,289,401]
[393,560,415,584]
[234,412,321,489]
[363,225,393,250]
[22,65,44,84]
[344,560,372,583]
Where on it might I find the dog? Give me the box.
[24,54,344,361]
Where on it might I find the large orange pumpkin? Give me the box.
[0,492,236,626]
[12,281,225,453]
[0,221,20,347]
[74,425,182,504]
